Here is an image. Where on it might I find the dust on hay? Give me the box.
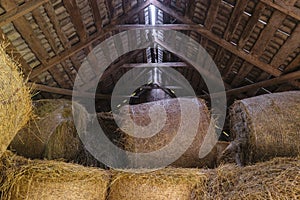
[209,156,300,200]
[117,98,216,168]
[0,42,32,157]
[108,168,210,200]
[0,151,110,200]
[227,91,300,165]
[9,99,100,167]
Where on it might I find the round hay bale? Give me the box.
[228,91,300,165]
[108,168,209,200]
[0,152,110,200]
[0,43,32,157]
[209,156,300,200]
[118,98,215,168]
[9,99,100,166]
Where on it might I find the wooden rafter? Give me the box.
[63,0,87,42]
[30,0,151,79]
[223,0,248,41]
[114,23,283,76]
[285,54,300,72]
[44,2,70,48]
[260,0,300,21]
[201,70,300,97]
[251,11,286,57]
[270,24,300,68]
[89,0,103,32]
[0,0,50,27]
[204,0,221,30]
[238,2,266,48]
[121,62,189,68]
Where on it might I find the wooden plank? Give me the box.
[30,0,151,78]
[202,70,300,97]
[204,0,222,30]
[62,0,87,41]
[148,1,283,76]
[0,0,50,27]
[30,83,112,99]
[260,0,300,21]
[251,11,286,57]
[223,0,248,41]
[238,2,266,48]
[121,62,189,68]
[89,0,103,32]
[44,2,70,48]
[230,62,253,87]
[270,24,300,68]
[1,0,49,63]
[284,54,300,72]
[185,0,195,19]
[31,8,59,54]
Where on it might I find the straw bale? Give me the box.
[108,168,210,200]
[209,156,300,200]
[228,91,300,165]
[0,43,32,157]
[118,98,215,168]
[9,99,100,166]
[0,151,110,200]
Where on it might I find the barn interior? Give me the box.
[0,0,299,199]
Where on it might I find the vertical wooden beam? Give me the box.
[238,2,266,48]
[106,0,114,20]
[63,0,87,41]
[223,0,249,41]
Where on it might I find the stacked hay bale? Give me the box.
[9,99,100,167]
[0,151,110,200]
[209,156,300,200]
[108,168,210,200]
[117,98,217,168]
[224,91,300,165]
[0,43,32,157]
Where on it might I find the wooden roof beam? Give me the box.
[30,0,151,79]
[270,24,300,68]
[204,0,222,30]
[285,54,300,72]
[223,0,248,41]
[89,0,103,33]
[238,2,266,48]
[63,0,87,42]
[0,0,49,27]
[31,83,111,99]
[115,22,282,77]
[260,0,300,21]
[251,11,286,57]
[201,70,300,98]
[121,62,189,68]
[230,62,253,87]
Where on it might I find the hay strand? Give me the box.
[0,151,110,200]
[0,42,32,157]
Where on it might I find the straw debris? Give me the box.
[0,151,110,200]
[0,42,32,157]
